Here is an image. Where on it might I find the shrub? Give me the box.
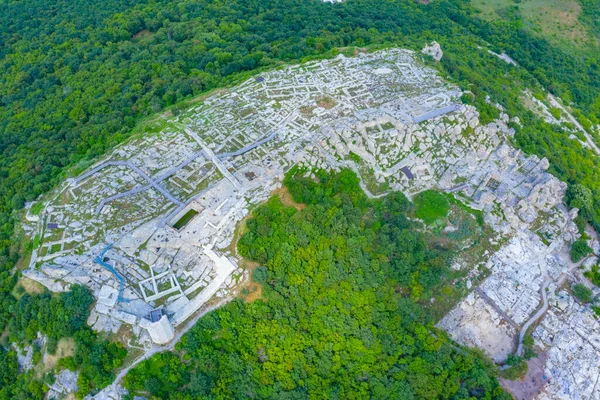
[572,283,593,303]
[506,353,521,366]
[523,347,537,360]
[14,286,25,296]
[32,345,42,365]
[584,265,600,286]
[549,107,561,119]
[252,266,269,285]
[502,355,528,380]
[46,337,58,355]
[571,238,592,263]
[566,184,593,218]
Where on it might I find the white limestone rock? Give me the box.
[421,41,443,61]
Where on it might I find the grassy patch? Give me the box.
[40,337,76,374]
[502,360,529,380]
[414,190,450,224]
[12,277,45,299]
[240,281,263,303]
[445,192,485,226]
[274,186,306,211]
[471,0,595,49]
[317,96,337,109]
[358,165,390,196]
[172,209,199,230]
[30,202,44,216]
[347,151,363,164]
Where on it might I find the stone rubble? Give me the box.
[48,369,79,399]
[19,48,596,400]
[422,41,443,61]
[439,291,517,362]
[534,290,600,400]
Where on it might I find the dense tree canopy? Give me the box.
[571,238,592,263]
[0,285,127,398]
[0,0,599,275]
[125,169,509,399]
[1,0,599,397]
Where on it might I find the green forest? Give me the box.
[1,0,599,397]
[124,169,509,399]
[0,285,127,398]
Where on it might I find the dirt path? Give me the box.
[547,94,600,156]
[500,352,548,400]
[517,278,551,355]
[100,296,233,398]
[517,252,592,355]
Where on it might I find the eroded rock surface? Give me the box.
[19,49,596,399]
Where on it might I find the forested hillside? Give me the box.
[1,0,599,397]
[0,285,127,398]
[0,0,599,250]
[124,169,510,399]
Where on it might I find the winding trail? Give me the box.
[516,253,592,356]
[517,279,551,356]
[103,296,233,397]
[547,94,600,156]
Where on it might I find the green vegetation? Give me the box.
[584,264,600,286]
[470,0,599,50]
[0,0,599,398]
[414,190,450,224]
[172,209,199,230]
[0,285,127,398]
[29,203,44,216]
[502,354,528,381]
[570,238,592,262]
[58,329,127,397]
[347,151,363,164]
[252,265,269,285]
[579,0,600,38]
[8,285,93,343]
[548,107,561,120]
[0,347,46,399]
[572,283,594,303]
[1,0,599,287]
[124,352,191,399]
[522,334,537,360]
[566,184,594,221]
[124,169,509,399]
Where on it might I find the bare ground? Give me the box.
[500,351,548,400]
[275,186,306,210]
[17,277,45,295]
[242,282,264,303]
[42,338,76,373]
